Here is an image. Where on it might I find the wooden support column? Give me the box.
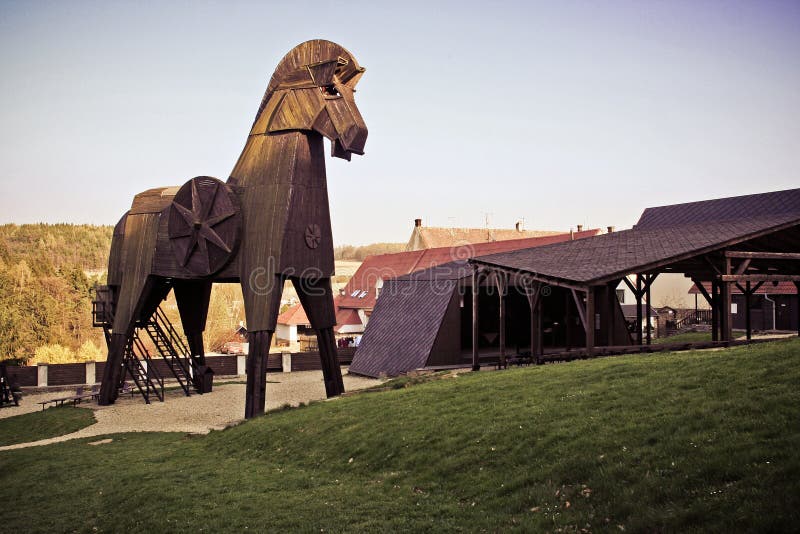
[497,273,507,368]
[564,289,572,350]
[527,281,542,362]
[745,281,752,341]
[607,281,618,346]
[645,276,653,345]
[635,275,643,346]
[795,282,800,337]
[711,280,719,342]
[585,287,595,356]
[721,259,733,342]
[472,266,480,371]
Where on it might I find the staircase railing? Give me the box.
[674,309,713,330]
[122,332,165,403]
[142,307,198,396]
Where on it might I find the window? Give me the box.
[616,289,625,303]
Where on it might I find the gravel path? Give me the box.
[0,370,382,451]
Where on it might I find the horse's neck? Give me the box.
[228,131,326,189]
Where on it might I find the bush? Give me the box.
[32,344,77,364]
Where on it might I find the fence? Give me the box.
[4,348,357,388]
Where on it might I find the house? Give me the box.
[620,304,661,338]
[689,281,798,332]
[352,188,800,378]
[334,229,602,335]
[406,217,565,251]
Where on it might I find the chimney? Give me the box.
[515,221,521,231]
[607,226,615,233]
[414,218,423,228]
[577,224,583,232]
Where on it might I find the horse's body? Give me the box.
[99,40,367,418]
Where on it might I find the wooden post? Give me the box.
[565,289,572,350]
[795,282,800,337]
[527,282,542,362]
[472,266,480,371]
[607,281,618,347]
[498,273,506,368]
[711,280,719,342]
[635,275,643,346]
[645,276,652,345]
[536,292,544,358]
[722,258,733,342]
[585,287,595,356]
[745,281,752,341]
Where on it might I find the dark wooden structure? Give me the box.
[469,189,800,364]
[97,40,368,418]
[0,363,22,407]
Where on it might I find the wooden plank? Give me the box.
[720,274,800,282]
[725,251,800,260]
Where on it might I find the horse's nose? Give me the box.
[343,124,367,155]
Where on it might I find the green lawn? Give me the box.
[2,339,799,532]
[0,406,95,446]
[654,330,746,344]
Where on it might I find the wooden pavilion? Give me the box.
[468,188,800,368]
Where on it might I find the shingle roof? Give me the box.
[474,189,800,286]
[689,281,798,295]
[348,278,458,378]
[636,188,800,229]
[337,229,600,309]
[620,304,660,318]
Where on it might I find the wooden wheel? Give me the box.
[168,176,241,276]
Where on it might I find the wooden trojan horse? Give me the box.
[98,40,368,418]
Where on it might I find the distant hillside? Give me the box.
[0,224,113,273]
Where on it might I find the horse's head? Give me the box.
[250,40,368,160]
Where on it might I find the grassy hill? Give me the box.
[2,340,799,531]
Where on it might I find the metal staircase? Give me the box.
[142,307,197,396]
[92,285,199,403]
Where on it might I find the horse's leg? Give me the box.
[292,276,344,397]
[174,280,213,390]
[98,276,161,405]
[241,272,284,418]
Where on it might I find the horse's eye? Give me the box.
[322,85,340,97]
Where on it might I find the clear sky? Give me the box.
[1,0,798,245]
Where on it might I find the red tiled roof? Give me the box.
[689,281,798,295]
[276,303,310,326]
[410,226,563,249]
[333,308,363,332]
[337,229,600,310]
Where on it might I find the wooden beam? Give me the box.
[636,275,643,346]
[645,275,653,345]
[711,280,719,342]
[725,251,800,260]
[571,288,587,330]
[585,287,595,356]
[720,274,800,282]
[745,281,751,341]
[472,266,480,371]
[733,258,752,275]
[692,278,713,306]
[497,272,506,367]
[622,276,638,296]
[795,282,800,337]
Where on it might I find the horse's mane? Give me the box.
[251,39,357,128]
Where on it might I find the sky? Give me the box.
[0,0,798,245]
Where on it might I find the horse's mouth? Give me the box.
[332,139,365,160]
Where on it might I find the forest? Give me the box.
[0,223,402,365]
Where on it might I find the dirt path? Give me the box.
[0,370,381,451]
